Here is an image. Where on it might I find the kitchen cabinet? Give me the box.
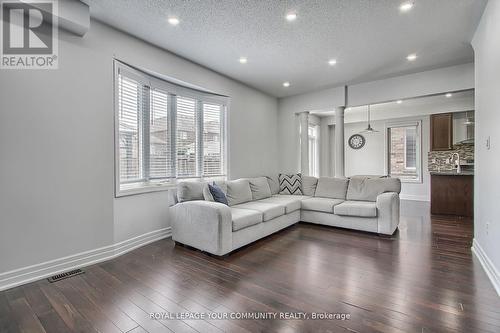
[431,174,473,217]
[431,113,453,151]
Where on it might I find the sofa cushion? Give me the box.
[226,179,253,206]
[334,201,377,217]
[278,173,303,195]
[245,177,272,200]
[301,197,344,213]
[314,177,349,199]
[274,194,312,201]
[346,177,401,202]
[302,176,318,196]
[177,182,206,203]
[266,176,280,195]
[231,208,263,231]
[232,202,285,221]
[257,196,301,214]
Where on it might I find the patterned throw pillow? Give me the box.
[278,173,303,195]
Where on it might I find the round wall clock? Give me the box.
[348,134,365,149]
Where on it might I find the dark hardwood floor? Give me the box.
[1,201,500,333]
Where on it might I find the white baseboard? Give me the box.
[399,194,430,202]
[0,227,171,292]
[472,238,500,296]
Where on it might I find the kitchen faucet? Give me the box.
[449,153,461,173]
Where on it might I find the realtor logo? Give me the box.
[1,0,58,69]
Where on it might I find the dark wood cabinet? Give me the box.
[431,175,473,217]
[430,113,453,151]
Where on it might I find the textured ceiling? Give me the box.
[84,0,486,98]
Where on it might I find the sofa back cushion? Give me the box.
[177,182,206,203]
[302,176,318,196]
[266,176,280,195]
[346,177,401,202]
[245,177,272,200]
[278,173,303,195]
[226,179,253,206]
[314,177,349,199]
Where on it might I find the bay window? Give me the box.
[115,61,228,196]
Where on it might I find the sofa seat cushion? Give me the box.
[257,196,302,214]
[274,194,312,201]
[334,201,377,217]
[232,202,285,221]
[231,208,263,231]
[301,197,344,213]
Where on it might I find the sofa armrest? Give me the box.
[376,192,400,235]
[170,200,232,255]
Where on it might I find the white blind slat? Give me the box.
[203,103,223,176]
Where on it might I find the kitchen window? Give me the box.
[386,120,422,183]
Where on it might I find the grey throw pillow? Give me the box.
[314,177,349,199]
[278,173,303,195]
[203,181,227,201]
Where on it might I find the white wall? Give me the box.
[278,63,475,173]
[0,20,278,275]
[471,0,500,295]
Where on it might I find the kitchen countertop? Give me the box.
[430,171,474,176]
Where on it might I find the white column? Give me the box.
[334,106,345,178]
[299,111,309,176]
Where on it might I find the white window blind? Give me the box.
[405,128,417,169]
[118,75,142,182]
[115,61,229,196]
[149,88,173,179]
[176,96,198,177]
[203,103,224,177]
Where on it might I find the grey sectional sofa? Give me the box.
[170,175,401,256]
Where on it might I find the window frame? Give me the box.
[114,60,229,197]
[385,119,423,184]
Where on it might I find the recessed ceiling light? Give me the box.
[239,57,247,64]
[396,100,403,104]
[445,93,453,98]
[406,53,417,61]
[399,1,414,12]
[328,59,337,66]
[286,12,297,21]
[283,81,290,87]
[168,17,180,26]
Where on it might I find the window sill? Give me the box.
[115,176,227,198]
[116,182,177,198]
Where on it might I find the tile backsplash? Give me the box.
[428,143,474,172]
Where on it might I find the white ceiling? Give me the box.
[84,0,486,98]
